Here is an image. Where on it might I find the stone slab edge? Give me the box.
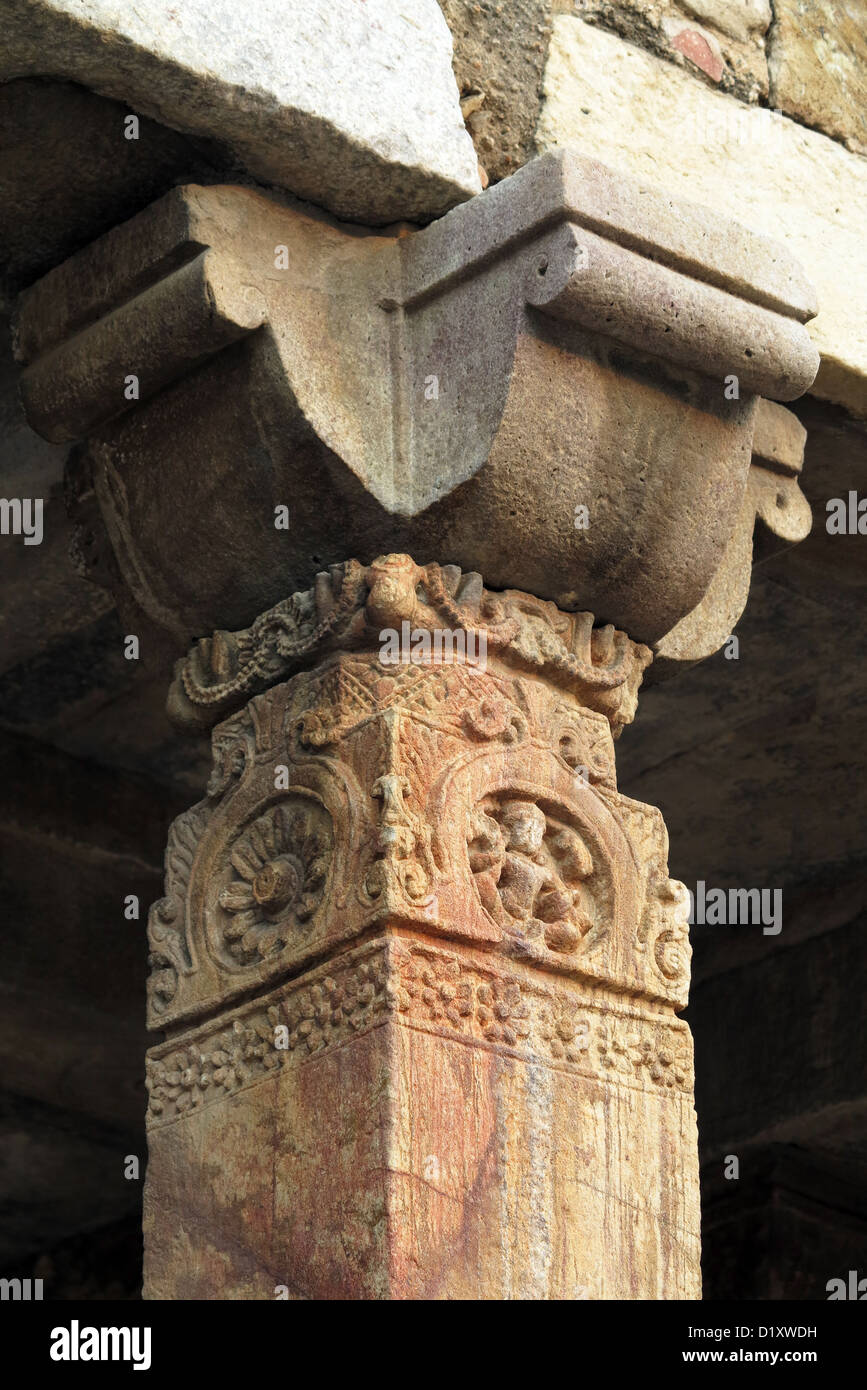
[0,0,482,225]
[536,17,867,419]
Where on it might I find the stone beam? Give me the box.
[1,0,481,224]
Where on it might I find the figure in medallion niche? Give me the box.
[467,796,596,953]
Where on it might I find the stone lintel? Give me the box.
[1,0,481,225]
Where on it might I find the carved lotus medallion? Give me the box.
[216,798,332,965]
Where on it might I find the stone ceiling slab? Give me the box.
[0,0,482,224]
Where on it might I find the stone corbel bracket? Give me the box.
[651,396,812,675]
[15,150,819,659]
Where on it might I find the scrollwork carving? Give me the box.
[147,802,210,1016]
[168,554,651,736]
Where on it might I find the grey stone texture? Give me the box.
[1,0,482,224]
[14,152,817,664]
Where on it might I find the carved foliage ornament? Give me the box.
[168,554,651,736]
[146,939,694,1128]
[217,799,332,966]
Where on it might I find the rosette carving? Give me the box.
[216,799,332,965]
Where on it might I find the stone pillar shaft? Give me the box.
[144,556,698,1298]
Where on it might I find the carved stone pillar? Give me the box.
[144,554,696,1299]
[13,146,820,1299]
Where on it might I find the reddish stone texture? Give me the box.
[144,936,700,1299]
[143,567,701,1299]
[671,28,724,83]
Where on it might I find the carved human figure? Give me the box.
[497,801,550,923]
[468,797,595,953]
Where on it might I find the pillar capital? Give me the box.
[12,142,821,1300]
[148,555,681,1028]
[15,150,817,666]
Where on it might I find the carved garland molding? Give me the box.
[146,937,694,1128]
[167,552,652,735]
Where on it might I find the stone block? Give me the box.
[536,17,867,417]
[768,0,867,156]
[0,79,227,310]
[1,0,481,224]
